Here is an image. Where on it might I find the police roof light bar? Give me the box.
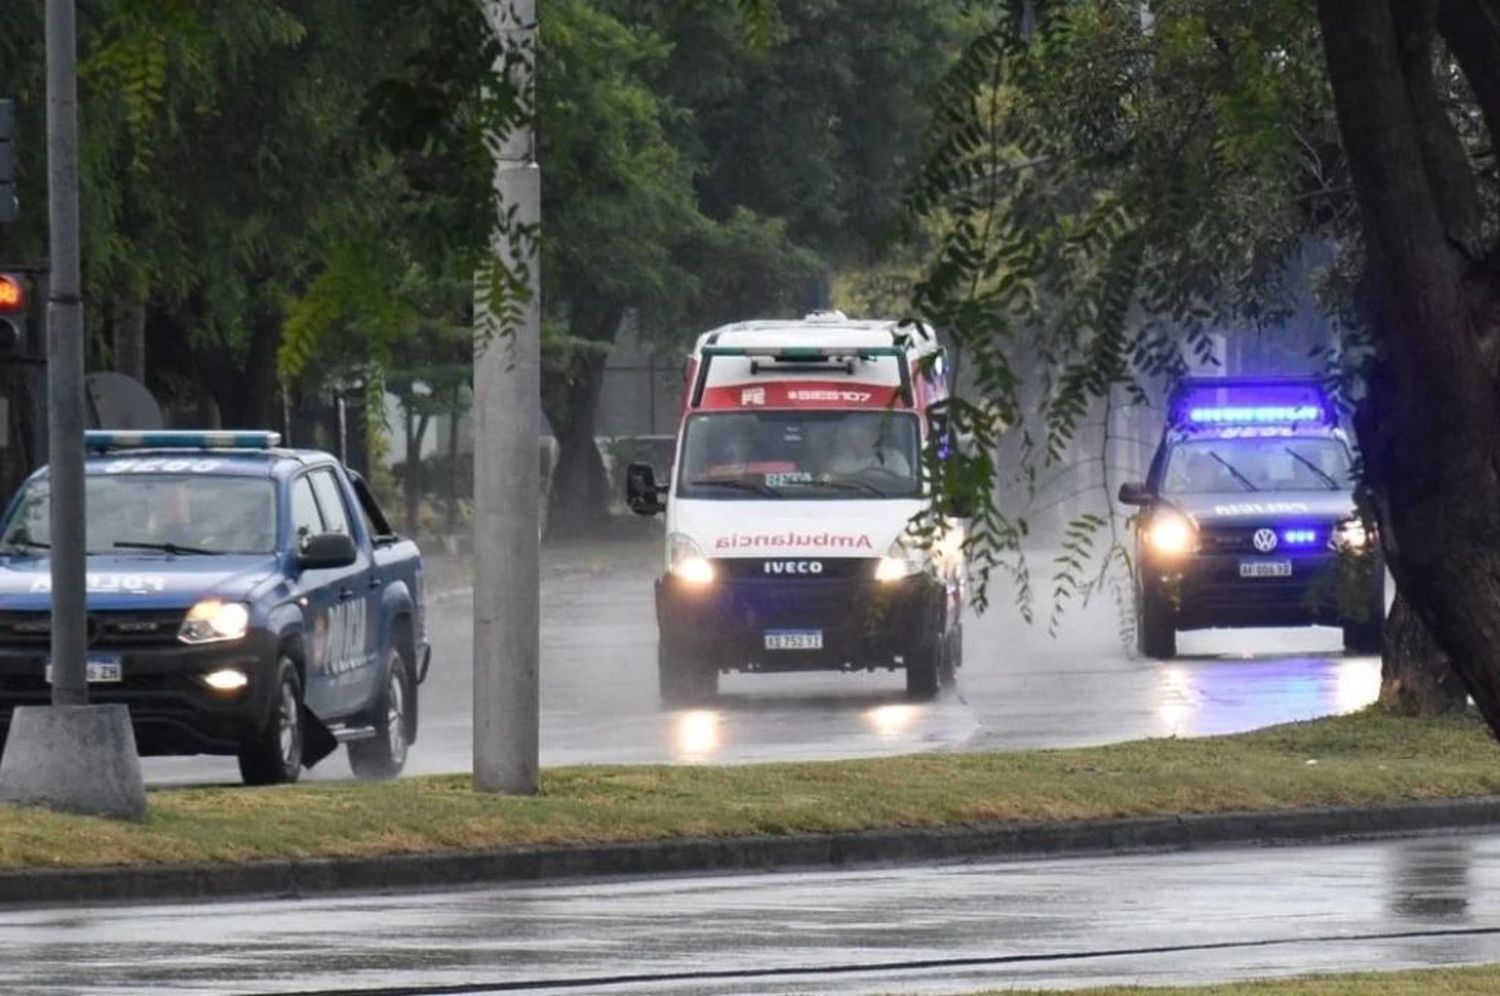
[84,430,282,452]
[1168,376,1335,430]
[691,345,913,409]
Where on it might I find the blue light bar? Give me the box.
[1188,405,1325,425]
[1282,528,1319,546]
[84,430,281,452]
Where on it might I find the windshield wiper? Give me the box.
[0,535,49,552]
[113,540,214,556]
[1283,447,1341,491]
[795,478,892,498]
[1207,451,1259,492]
[685,478,782,498]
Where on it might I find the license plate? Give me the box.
[45,655,123,684]
[1239,559,1292,579]
[765,630,823,650]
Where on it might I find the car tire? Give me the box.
[659,638,716,707]
[349,647,413,781]
[1138,587,1177,660]
[238,658,304,786]
[905,637,942,700]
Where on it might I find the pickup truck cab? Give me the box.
[1118,378,1384,659]
[626,312,966,705]
[0,431,429,784]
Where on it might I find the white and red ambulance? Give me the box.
[626,311,965,705]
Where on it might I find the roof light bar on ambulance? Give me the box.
[690,345,913,409]
[84,430,282,452]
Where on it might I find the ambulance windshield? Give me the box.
[678,411,921,500]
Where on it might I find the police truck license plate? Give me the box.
[45,655,123,683]
[765,630,822,650]
[1239,560,1292,579]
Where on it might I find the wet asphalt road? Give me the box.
[142,541,1384,784]
[4,833,1500,994]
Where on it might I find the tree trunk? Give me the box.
[402,405,430,539]
[1380,589,1468,715]
[1320,6,1500,738]
[542,302,624,537]
[446,385,462,534]
[112,295,146,384]
[198,309,281,428]
[544,348,610,536]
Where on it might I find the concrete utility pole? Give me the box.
[473,0,540,794]
[0,0,146,820]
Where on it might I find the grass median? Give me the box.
[1,708,1497,871]
[975,965,1500,994]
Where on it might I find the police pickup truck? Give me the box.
[1118,378,1385,659]
[0,431,428,784]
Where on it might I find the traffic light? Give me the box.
[0,99,15,224]
[0,272,25,354]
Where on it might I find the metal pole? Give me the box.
[45,0,86,708]
[474,0,540,794]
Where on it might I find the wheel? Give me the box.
[1343,604,1385,654]
[349,647,413,780]
[658,638,716,707]
[238,658,304,786]
[1137,586,1177,660]
[905,637,942,700]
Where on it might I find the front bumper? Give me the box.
[0,630,282,756]
[657,563,953,673]
[1143,548,1382,630]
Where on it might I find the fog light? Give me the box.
[202,668,249,692]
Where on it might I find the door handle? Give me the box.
[367,576,383,590]
[337,588,355,602]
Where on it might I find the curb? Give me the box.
[4,796,1500,908]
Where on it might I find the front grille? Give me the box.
[715,557,881,581]
[1198,524,1329,555]
[0,610,186,651]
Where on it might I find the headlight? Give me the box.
[1332,518,1370,552]
[179,600,250,644]
[668,533,715,585]
[875,539,929,582]
[1145,510,1197,557]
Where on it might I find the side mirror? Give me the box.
[626,462,665,516]
[299,531,358,570]
[1117,481,1151,507]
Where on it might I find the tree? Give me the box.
[908,2,1476,716]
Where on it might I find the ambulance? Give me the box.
[625,311,965,705]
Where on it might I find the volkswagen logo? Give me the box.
[1252,528,1279,553]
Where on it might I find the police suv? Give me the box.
[1118,378,1384,659]
[0,431,428,784]
[626,312,965,704]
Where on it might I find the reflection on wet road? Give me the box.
[3,834,1498,994]
[141,544,1385,784]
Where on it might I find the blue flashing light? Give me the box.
[1281,528,1319,546]
[84,430,281,452]
[1187,405,1325,425]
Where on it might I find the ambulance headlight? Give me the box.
[668,533,715,585]
[1333,518,1370,552]
[1145,510,1197,557]
[179,600,250,644]
[876,539,928,582]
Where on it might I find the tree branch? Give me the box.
[1439,0,1500,177]
[1393,0,1484,257]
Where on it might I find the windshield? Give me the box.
[1,474,278,555]
[1162,437,1353,495]
[677,410,921,500]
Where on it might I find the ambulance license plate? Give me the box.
[45,655,123,683]
[765,630,823,650]
[1239,560,1292,579]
